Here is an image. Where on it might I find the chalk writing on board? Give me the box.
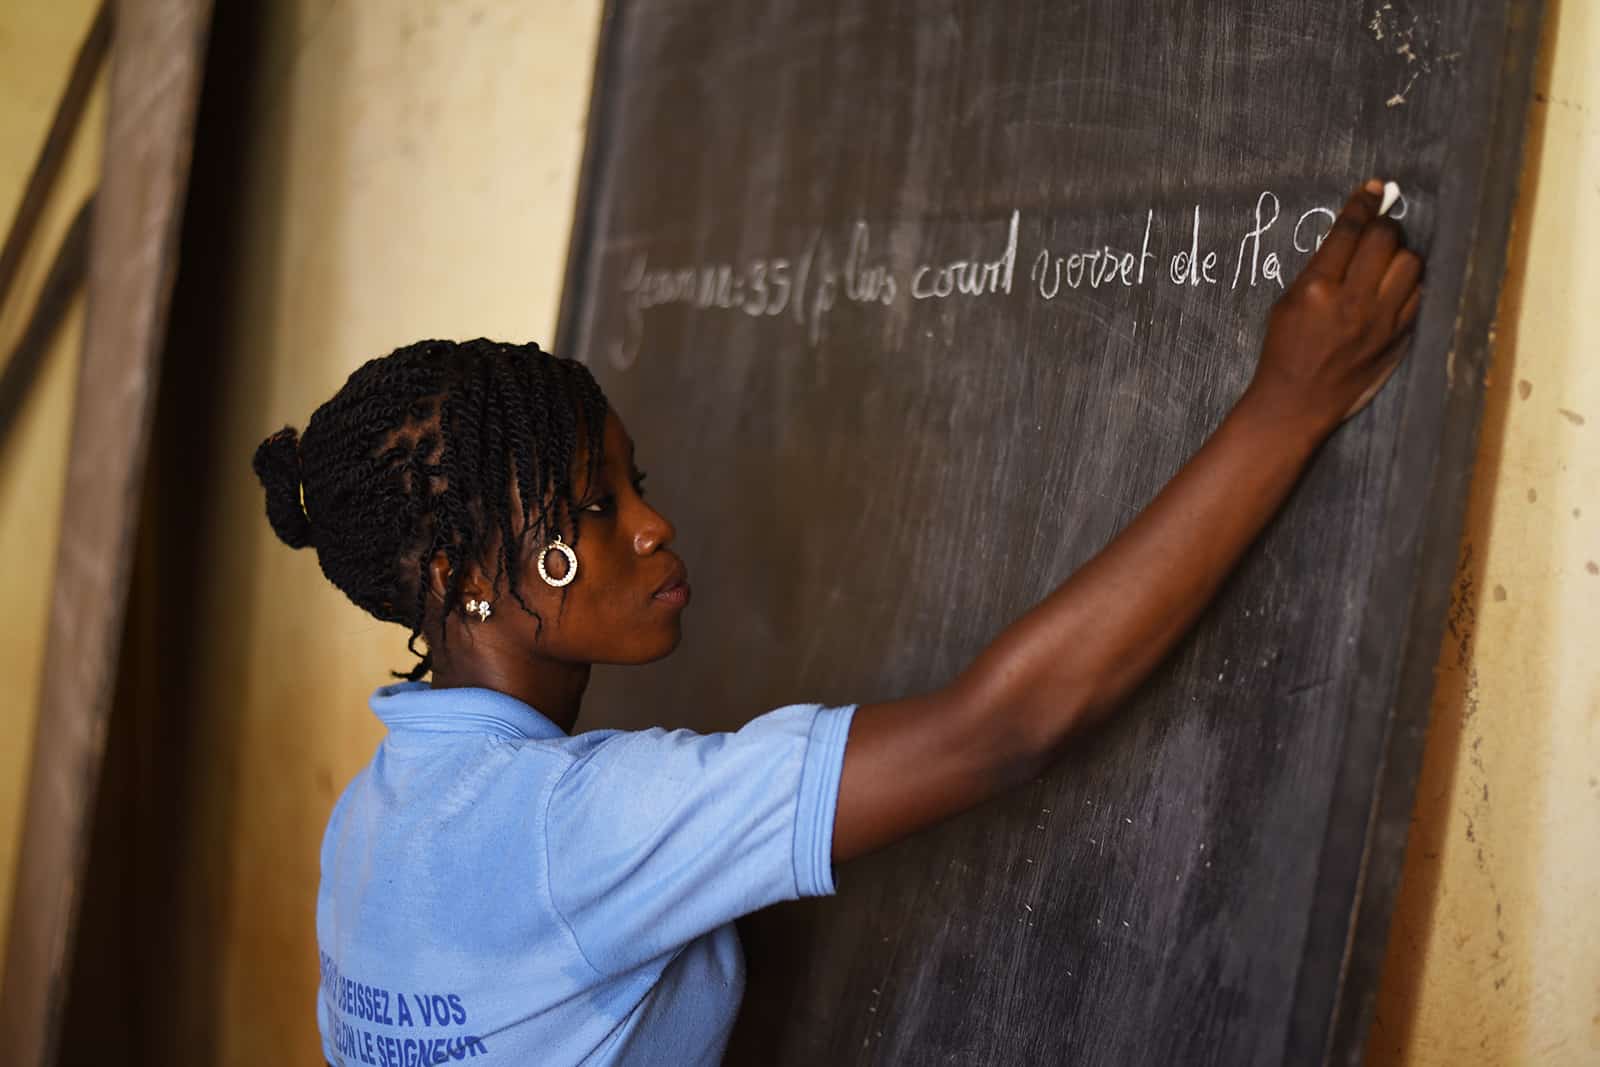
[608,188,1408,369]
[1368,4,1463,108]
[910,210,1018,302]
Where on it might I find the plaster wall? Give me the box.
[147,3,603,1059]
[1370,3,1600,1063]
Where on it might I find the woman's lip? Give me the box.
[653,581,691,607]
[653,560,689,597]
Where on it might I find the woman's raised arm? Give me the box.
[833,180,1422,863]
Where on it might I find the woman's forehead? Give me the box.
[598,410,634,465]
[572,410,633,483]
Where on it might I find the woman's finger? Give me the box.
[1346,217,1405,295]
[1343,347,1407,421]
[1376,249,1423,319]
[1304,181,1383,282]
[1396,286,1422,332]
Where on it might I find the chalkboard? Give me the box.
[554,3,1542,1064]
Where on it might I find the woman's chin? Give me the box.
[611,623,683,665]
[648,624,684,661]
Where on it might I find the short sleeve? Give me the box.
[543,703,855,975]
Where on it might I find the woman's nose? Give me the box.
[633,505,675,555]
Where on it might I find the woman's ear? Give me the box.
[427,552,452,602]
[428,550,493,612]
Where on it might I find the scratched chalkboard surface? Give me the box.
[555,3,1541,1064]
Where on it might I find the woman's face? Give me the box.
[500,410,689,665]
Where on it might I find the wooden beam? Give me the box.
[0,3,110,314]
[0,195,94,449]
[0,3,213,1064]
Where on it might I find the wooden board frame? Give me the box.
[0,3,213,1064]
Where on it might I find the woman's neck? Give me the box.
[429,648,590,734]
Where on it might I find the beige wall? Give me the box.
[0,0,106,971]
[1370,1,1600,1063]
[150,2,603,1060]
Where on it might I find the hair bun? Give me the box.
[252,426,313,549]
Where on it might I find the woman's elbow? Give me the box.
[947,666,1099,786]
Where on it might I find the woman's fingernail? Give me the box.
[1364,179,1385,195]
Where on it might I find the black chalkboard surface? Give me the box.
[555,3,1541,1064]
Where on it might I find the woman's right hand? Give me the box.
[1243,179,1424,436]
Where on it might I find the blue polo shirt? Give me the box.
[316,683,855,1066]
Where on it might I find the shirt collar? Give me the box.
[369,682,567,740]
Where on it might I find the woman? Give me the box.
[257,181,1419,1065]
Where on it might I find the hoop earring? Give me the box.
[465,598,492,622]
[537,536,578,588]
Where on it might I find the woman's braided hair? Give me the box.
[251,338,609,680]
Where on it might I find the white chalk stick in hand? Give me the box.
[1378,181,1402,217]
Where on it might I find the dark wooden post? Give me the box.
[0,3,212,1063]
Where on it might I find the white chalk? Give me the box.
[1378,181,1402,217]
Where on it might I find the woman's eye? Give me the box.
[583,496,615,514]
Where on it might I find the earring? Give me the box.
[465,598,492,622]
[537,535,578,588]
